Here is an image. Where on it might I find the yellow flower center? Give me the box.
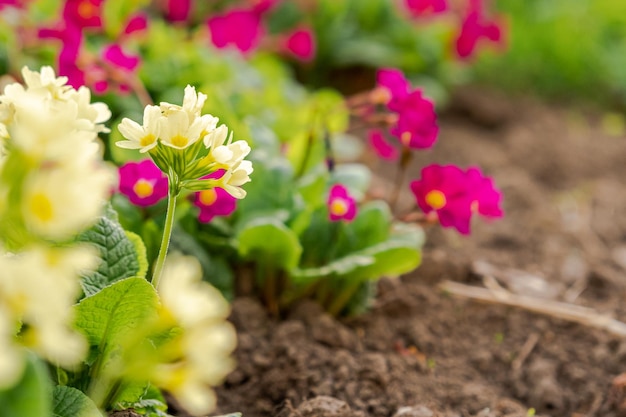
[199,189,218,206]
[330,198,349,216]
[401,131,412,147]
[140,133,156,147]
[77,1,98,19]
[471,200,479,212]
[170,134,189,148]
[425,190,446,210]
[30,192,53,222]
[133,179,154,198]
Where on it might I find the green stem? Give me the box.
[327,279,362,317]
[151,177,179,290]
[389,147,413,213]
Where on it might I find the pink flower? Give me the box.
[207,8,265,54]
[455,0,504,59]
[282,28,316,61]
[376,68,410,109]
[192,170,237,223]
[193,187,237,223]
[410,165,473,234]
[118,159,169,207]
[465,167,503,219]
[102,43,140,71]
[409,164,503,234]
[404,0,448,17]
[390,90,438,149]
[165,0,192,22]
[369,129,398,161]
[123,13,148,36]
[62,0,104,30]
[327,184,357,222]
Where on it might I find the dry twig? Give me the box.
[440,280,626,338]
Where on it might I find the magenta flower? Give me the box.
[410,165,473,234]
[102,43,140,71]
[118,159,169,207]
[193,187,237,223]
[465,167,503,219]
[369,129,398,161]
[207,8,265,54]
[390,90,439,149]
[123,13,148,36]
[455,0,504,59]
[327,184,357,222]
[404,0,448,17]
[62,0,104,30]
[165,0,192,22]
[376,68,410,109]
[282,28,316,61]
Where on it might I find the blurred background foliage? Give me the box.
[473,0,626,109]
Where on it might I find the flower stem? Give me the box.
[327,279,362,317]
[151,178,178,290]
[389,147,413,213]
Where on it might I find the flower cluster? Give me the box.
[367,68,439,159]
[0,66,114,387]
[117,85,253,199]
[36,0,146,94]
[410,164,503,234]
[149,253,236,414]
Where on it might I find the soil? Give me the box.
[208,87,626,417]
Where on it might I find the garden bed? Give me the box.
[207,89,626,417]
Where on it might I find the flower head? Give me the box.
[282,28,316,62]
[118,159,168,207]
[327,184,357,222]
[375,68,410,108]
[154,253,237,415]
[193,170,237,223]
[410,164,473,234]
[404,0,448,17]
[62,0,104,30]
[117,105,161,153]
[390,90,438,149]
[455,0,504,59]
[410,164,503,234]
[207,8,265,54]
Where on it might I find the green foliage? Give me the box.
[77,213,147,297]
[52,386,103,417]
[237,217,303,271]
[0,353,52,417]
[474,0,626,106]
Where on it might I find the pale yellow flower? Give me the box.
[21,155,116,240]
[154,253,236,415]
[0,246,96,367]
[117,105,162,153]
[0,307,23,389]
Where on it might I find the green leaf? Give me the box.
[0,352,51,417]
[52,386,103,417]
[292,254,375,283]
[125,231,148,280]
[237,218,302,270]
[74,278,159,373]
[77,216,143,296]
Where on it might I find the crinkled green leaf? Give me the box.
[125,231,148,280]
[237,218,302,270]
[77,216,142,296]
[0,352,51,417]
[52,385,103,417]
[74,278,159,372]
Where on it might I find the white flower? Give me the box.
[182,85,207,119]
[154,253,236,415]
[70,86,111,133]
[20,66,73,100]
[0,246,97,367]
[203,124,229,150]
[117,105,162,153]
[21,155,116,240]
[158,107,208,150]
[218,160,254,199]
[0,307,23,389]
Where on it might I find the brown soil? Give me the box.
[210,88,626,417]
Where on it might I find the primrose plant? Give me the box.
[0,66,243,417]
